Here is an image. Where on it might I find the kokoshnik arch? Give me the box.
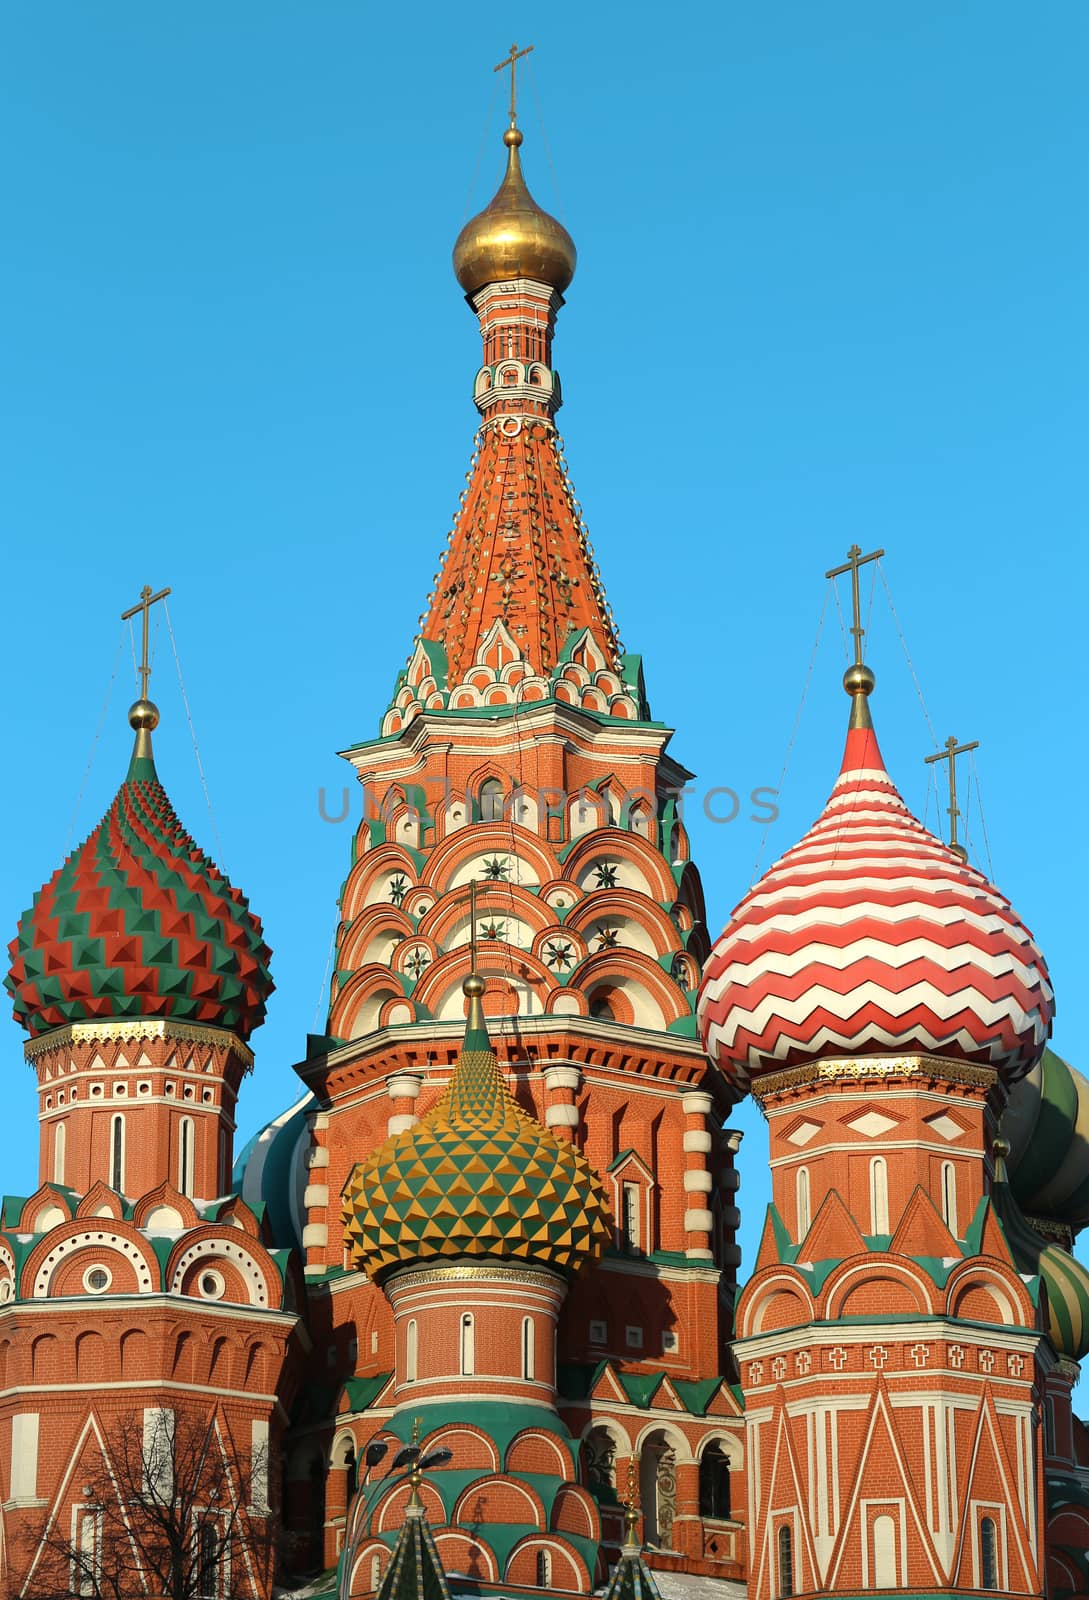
[3,51,1089,1600]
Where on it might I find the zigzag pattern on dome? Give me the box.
[698,721,1053,1093]
[342,1024,612,1279]
[6,755,273,1042]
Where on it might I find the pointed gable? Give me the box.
[796,1189,867,1265]
[888,1186,959,1259]
[826,1382,944,1593]
[951,1390,1038,1594]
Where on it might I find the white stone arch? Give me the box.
[696,1427,744,1471]
[32,1231,156,1298]
[578,1415,633,1454]
[168,1238,270,1308]
[634,1419,694,1464]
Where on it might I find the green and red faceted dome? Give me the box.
[698,706,1053,1094]
[6,704,272,1042]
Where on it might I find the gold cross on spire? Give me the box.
[494,42,534,124]
[924,734,979,859]
[120,583,171,702]
[825,544,884,668]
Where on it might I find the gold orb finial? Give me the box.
[128,698,160,732]
[463,973,486,999]
[842,663,875,700]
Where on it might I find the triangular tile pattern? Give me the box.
[375,1506,453,1600]
[6,750,272,1040]
[601,1543,664,1600]
[699,719,1053,1093]
[415,422,621,693]
[343,1044,612,1278]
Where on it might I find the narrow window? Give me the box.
[198,1521,218,1598]
[522,1317,534,1380]
[873,1513,897,1588]
[110,1115,125,1194]
[980,1517,998,1590]
[54,1121,66,1186]
[699,1443,731,1520]
[371,1554,382,1590]
[941,1162,958,1237]
[777,1524,793,1598]
[179,1117,195,1197]
[796,1166,811,1239]
[479,778,504,822]
[406,1319,418,1382]
[536,1550,552,1588]
[869,1156,889,1235]
[76,1509,100,1597]
[460,1313,474,1376]
[218,1127,230,1196]
[622,1182,641,1253]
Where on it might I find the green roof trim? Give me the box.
[343,1373,393,1413]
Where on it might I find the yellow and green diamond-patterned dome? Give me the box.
[343,989,611,1280]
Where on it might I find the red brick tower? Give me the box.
[1,594,301,1598]
[699,572,1063,1599]
[282,92,746,1590]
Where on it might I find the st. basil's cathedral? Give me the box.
[2,57,1089,1600]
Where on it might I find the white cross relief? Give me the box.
[909,1343,930,1368]
[771,1357,787,1381]
[868,1345,890,1369]
[1008,1354,1025,1377]
[949,1345,965,1369]
[796,1351,812,1376]
[749,1361,764,1385]
[828,1346,849,1371]
[979,1350,995,1374]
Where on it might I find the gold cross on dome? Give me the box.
[494,42,534,123]
[120,583,171,701]
[825,544,884,667]
[924,734,979,857]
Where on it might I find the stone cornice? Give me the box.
[753,1052,999,1102]
[24,1017,253,1069]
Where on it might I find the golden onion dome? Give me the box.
[453,126,576,297]
[342,979,610,1281]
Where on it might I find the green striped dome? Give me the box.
[992,1156,1089,1362]
[1004,1049,1089,1233]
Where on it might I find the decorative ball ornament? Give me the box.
[128,698,160,731]
[697,719,1053,1094]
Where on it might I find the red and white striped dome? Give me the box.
[698,719,1053,1094]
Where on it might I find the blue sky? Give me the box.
[1,3,1086,1298]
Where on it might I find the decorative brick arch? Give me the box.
[421,822,557,895]
[823,1259,936,1321]
[944,1262,1027,1327]
[26,1225,158,1299]
[564,889,680,959]
[505,1533,590,1592]
[506,1428,574,1479]
[432,1531,498,1584]
[452,1473,545,1530]
[549,1483,598,1540]
[330,965,416,1040]
[374,1478,444,1533]
[420,880,553,950]
[166,1231,279,1309]
[339,843,421,922]
[337,903,415,971]
[422,1423,499,1472]
[132,1181,199,1232]
[739,1270,816,1337]
[634,1418,695,1465]
[562,830,678,903]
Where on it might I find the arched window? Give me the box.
[406,1319,418,1382]
[777,1524,793,1598]
[479,778,504,822]
[869,1156,889,1235]
[110,1115,125,1194]
[54,1121,66,1186]
[873,1513,897,1588]
[522,1317,534,1380]
[179,1117,195,1198]
[621,1182,641,1253]
[698,1443,731,1520]
[589,993,615,1021]
[796,1167,811,1239]
[535,1550,552,1588]
[980,1517,998,1590]
[460,1313,475,1376]
[942,1162,959,1237]
[370,1554,382,1590]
